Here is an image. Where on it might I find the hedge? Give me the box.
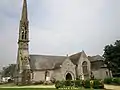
[55,79,104,89]
[55,81,65,89]
[93,79,104,89]
[74,80,82,87]
[104,78,112,84]
[112,78,120,85]
[104,77,120,85]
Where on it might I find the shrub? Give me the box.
[55,79,104,89]
[104,77,120,85]
[104,78,112,84]
[64,80,71,86]
[84,80,90,88]
[99,80,104,89]
[93,79,104,89]
[70,80,75,86]
[55,81,60,89]
[55,80,64,89]
[74,80,82,87]
[112,78,120,85]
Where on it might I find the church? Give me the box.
[14,0,112,84]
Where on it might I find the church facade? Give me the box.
[15,0,112,84]
[29,53,112,82]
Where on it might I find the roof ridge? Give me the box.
[30,54,66,57]
[69,51,82,57]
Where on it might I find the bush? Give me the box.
[55,81,60,89]
[55,80,65,89]
[64,80,71,86]
[55,79,104,89]
[93,80,104,89]
[55,80,82,88]
[104,77,120,85]
[112,78,120,85]
[104,78,112,84]
[74,80,82,87]
[84,80,90,88]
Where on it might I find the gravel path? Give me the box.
[104,84,120,90]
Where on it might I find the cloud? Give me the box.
[0,0,120,69]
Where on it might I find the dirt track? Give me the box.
[104,84,120,90]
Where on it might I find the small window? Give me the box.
[25,31,27,39]
[25,26,27,30]
[45,70,50,80]
[22,30,24,39]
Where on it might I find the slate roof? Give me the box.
[29,52,83,70]
[29,53,105,70]
[69,52,82,65]
[29,55,67,70]
[88,55,106,70]
[88,55,104,62]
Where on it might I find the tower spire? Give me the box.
[15,0,31,85]
[21,0,28,22]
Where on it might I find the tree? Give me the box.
[2,64,16,78]
[103,40,120,77]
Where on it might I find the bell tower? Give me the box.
[16,0,31,85]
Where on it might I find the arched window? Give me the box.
[25,31,27,39]
[30,70,34,79]
[25,25,27,30]
[45,70,50,80]
[47,71,50,77]
[22,30,24,39]
[82,61,88,75]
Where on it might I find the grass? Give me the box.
[0,83,105,90]
[0,88,100,90]
[0,84,55,88]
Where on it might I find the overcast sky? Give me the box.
[0,0,120,69]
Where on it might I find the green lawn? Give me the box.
[0,87,105,90]
[0,88,104,90]
[0,89,103,90]
[0,87,104,90]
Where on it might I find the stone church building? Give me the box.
[14,0,112,84]
[29,52,111,82]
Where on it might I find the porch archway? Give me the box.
[66,73,72,80]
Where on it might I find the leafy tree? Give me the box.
[2,64,16,78]
[103,40,120,77]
